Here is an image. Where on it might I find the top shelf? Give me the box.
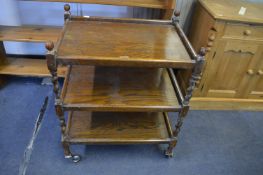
[20,0,175,9]
[55,17,193,69]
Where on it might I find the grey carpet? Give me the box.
[0,77,262,175]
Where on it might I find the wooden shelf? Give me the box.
[0,25,62,43]
[61,65,181,112]
[0,57,66,77]
[56,18,193,68]
[65,111,173,144]
[20,0,174,9]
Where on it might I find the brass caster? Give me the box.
[165,151,174,158]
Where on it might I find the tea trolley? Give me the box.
[46,4,205,163]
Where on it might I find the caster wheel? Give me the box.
[72,155,81,163]
[165,151,174,158]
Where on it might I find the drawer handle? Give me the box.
[207,42,213,47]
[209,35,216,41]
[244,30,252,36]
[247,69,254,75]
[206,47,211,52]
[258,70,263,75]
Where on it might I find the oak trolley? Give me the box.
[46,4,205,163]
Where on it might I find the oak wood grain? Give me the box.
[0,57,66,77]
[56,19,193,68]
[65,111,173,144]
[21,0,175,9]
[199,0,263,24]
[223,23,263,41]
[191,97,263,111]
[62,65,180,112]
[186,0,263,111]
[0,25,61,43]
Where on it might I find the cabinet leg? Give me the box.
[173,106,189,137]
[56,107,81,163]
[0,75,6,88]
[165,140,177,158]
[62,141,72,158]
[46,42,81,163]
[62,141,81,163]
[165,107,189,158]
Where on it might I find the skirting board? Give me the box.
[190,97,263,111]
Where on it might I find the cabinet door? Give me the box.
[247,45,263,99]
[203,39,261,98]
[248,73,263,99]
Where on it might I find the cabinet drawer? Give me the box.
[223,23,263,41]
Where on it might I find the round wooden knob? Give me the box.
[207,42,213,47]
[209,35,216,41]
[64,4,70,11]
[247,69,254,75]
[257,70,263,75]
[174,10,181,17]
[206,47,211,52]
[244,30,251,36]
[45,41,54,51]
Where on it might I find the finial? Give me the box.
[174,10,181,17]
[45,41,54,51]
[172,10,180,24]
[64,4,71,21]
[64,4,70,12]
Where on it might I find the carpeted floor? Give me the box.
[0,77,262,175]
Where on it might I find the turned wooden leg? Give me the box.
[165,140,177,158]
[62,141,72,157]
[55,105,66,134]
[0,75,6,88]
[56,105,81,162]
[165,106,189,158]
[46,40,81,163]
[62,141,81,163]
[0,42,7,88]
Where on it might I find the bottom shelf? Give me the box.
[0,57,66,77]
[65,111,174,144]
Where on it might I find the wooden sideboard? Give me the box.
[182,0,263,111]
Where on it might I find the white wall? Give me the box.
[0,0,25,54]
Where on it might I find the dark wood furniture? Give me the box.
[0,25,66,78]
[46,4,205,162]
[0,0,175,84]
[184,0,263,110]
[21,0,176,19]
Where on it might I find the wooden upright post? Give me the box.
[162,0,176,19]
[0,41,6,64]
[0,41,7,87]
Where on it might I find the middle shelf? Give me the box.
[61,65,181,112]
